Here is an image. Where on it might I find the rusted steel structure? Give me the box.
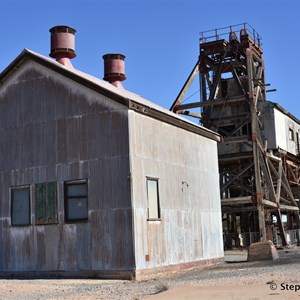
[170,23,300,247]
[0,26,223,279]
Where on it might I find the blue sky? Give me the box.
[1,0,299,119]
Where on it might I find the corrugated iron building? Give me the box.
[0,35,223,279]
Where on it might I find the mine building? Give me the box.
[0,26,223,279]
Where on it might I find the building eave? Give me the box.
[268,101,300,125]
[128,101,221,141]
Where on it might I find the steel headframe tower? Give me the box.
[170,23,300,247]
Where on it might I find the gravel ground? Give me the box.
[0,247,300,300]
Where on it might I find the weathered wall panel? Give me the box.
[35,226,46,270]
[0,61,134,274]
[76,223,92,270]
[274,108,300,155]
[128,111,223,270]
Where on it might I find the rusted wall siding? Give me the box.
[128,111,223,270]
[0,61,134,273]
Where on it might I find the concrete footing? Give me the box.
[248,240,279,261]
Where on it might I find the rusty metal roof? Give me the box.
[0,49,221,142]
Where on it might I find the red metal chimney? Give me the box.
[102,54,126,89]
[49,25,76,68]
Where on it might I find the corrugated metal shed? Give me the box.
[0,49,223,279]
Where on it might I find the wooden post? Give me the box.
[246,48,266,241]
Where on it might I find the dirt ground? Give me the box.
[145,283,300,300]
[0,247,300,300]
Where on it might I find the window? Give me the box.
[297,132,300,155]
[64,180,88,222]
[289,128,294,141]
[146,178,160,220]
[11,186,31,226]
[35,182,57,224]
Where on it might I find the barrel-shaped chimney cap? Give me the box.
[103,53,126,83]
[49,25,76,34]
[49,25,76,59]
[102,53,125,60]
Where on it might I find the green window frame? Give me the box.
[35,182,57,224]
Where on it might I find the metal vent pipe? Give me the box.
[49,25,76,68]
[103,53,126,89]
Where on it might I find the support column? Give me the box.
[246,48,266,241]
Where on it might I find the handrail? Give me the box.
[199,23,262,47]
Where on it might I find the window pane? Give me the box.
[289,128,294,141]
[67,184,87,197]
[66,198,88,220]
[147,179,160,219]
[65,180,88,222]
[11,187,30,225]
